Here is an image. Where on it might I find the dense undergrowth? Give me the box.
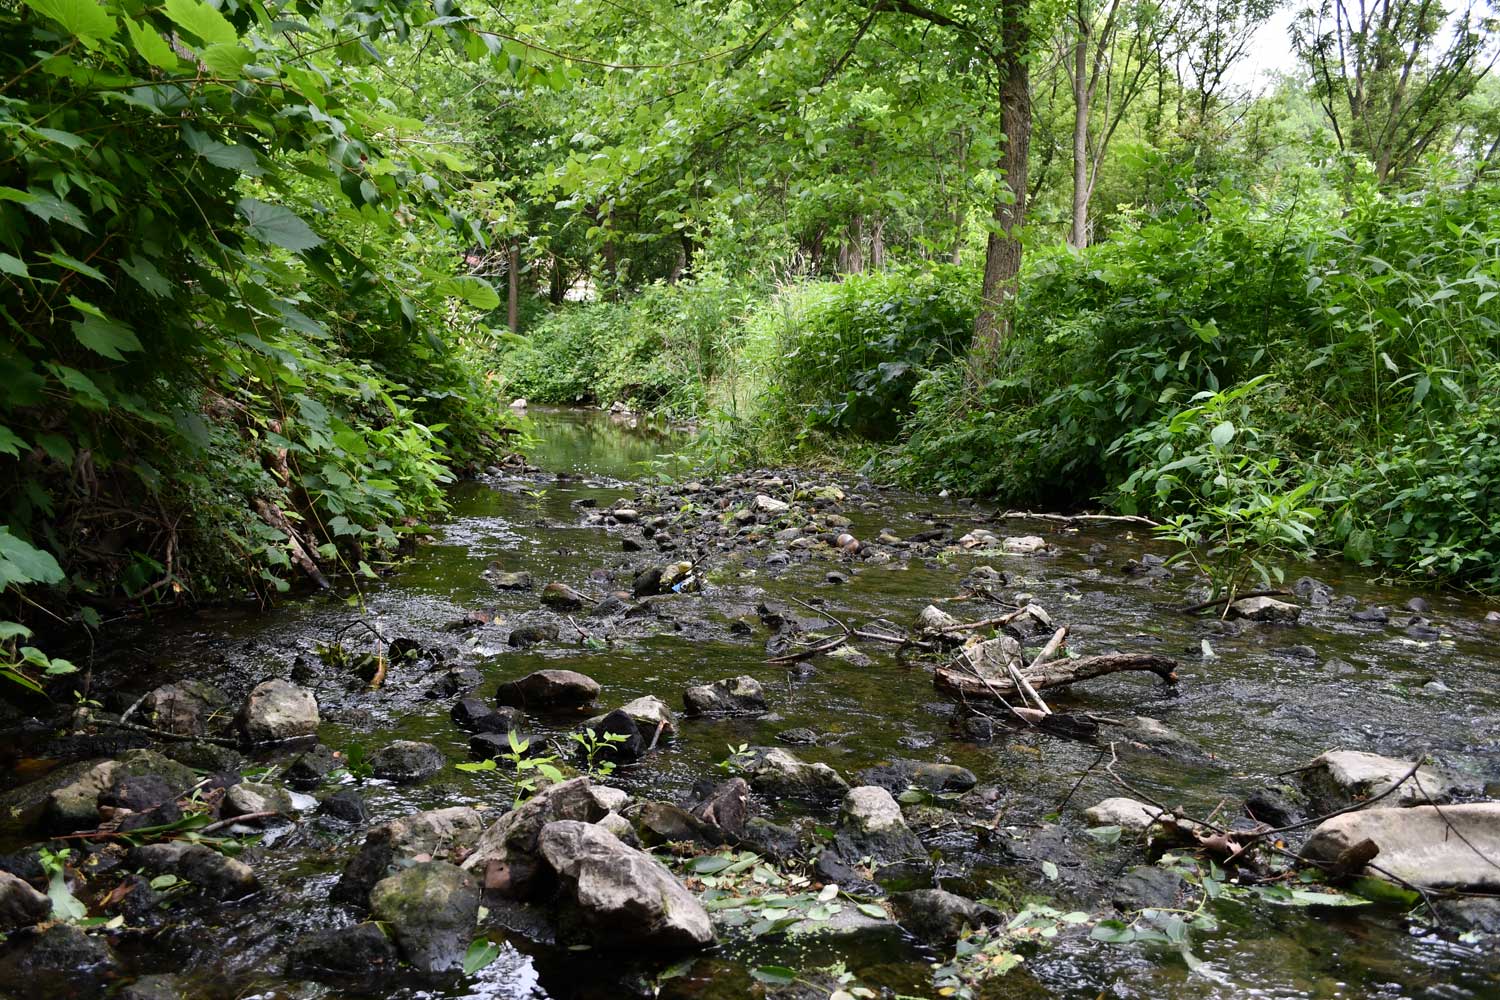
[503,182,1500,592]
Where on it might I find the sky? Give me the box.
[1226,7,1304,94]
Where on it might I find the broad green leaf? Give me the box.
[23,0,116,42]
[0,621,33,641]
[0,254,28,278]
[462,937,501,975]
[0,426,25,458]
[0,528,66,588]
[124,17,179,69]
[47,866,87,921]
[1209,421,1235,448]
[450,276,500,310]
[684,854,733,874]
[22,191,90,231]
[73,314,143,361]
[163,0,238,46]
[184,126,261,174]
[237,198,323,251]
[119,255,171,297]
[200,43,254,76]
[750,966,797,985]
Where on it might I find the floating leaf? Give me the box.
[462,937,501,975]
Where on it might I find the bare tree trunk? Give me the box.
[549,256,564,305]
[972,0,1031,358]
[869,216,886,270]
[838,214,866,274]
[1070,23,1090,249]
[507,239,520,334]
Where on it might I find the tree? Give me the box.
[1295,0,1500,183]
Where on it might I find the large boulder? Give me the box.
[369,861,480,973]
[682,675,765,716]
[239,679,320,742]
[130,841,258,899]
[333,806,484,906]
[3,749,199,832]
[746,748,849,804]
[538,820,714,949]
[460,777,606,898]
[1300,803,1500,891]
[0,869,50,931]
[496,669,600,710]
[1298,750,1475,812]
[891,889,1000,946]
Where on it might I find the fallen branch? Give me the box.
[853,629,934,650]
[94,716,241,748]
[1027,626,1068,672]
[995,509,1161,527]
[930,608,1030,634]
[935,652,1178,701]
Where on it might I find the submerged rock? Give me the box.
[1298,750,1474,812]
[1113,866,1185,911]
[496,669,600,710]
[285,744,336,789]
[507,622,559,648]
[538,820,714,949]
[1300,803,1500,891]
[19,922,118,981]
[369,861,480,973]
[682,675,765,716]
[369,740,445,783]
[891,889,1000,946]
[239,679,320,743]
[451,697,525,734]
[287,922,399,982]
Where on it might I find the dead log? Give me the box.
[935,652,1178,701]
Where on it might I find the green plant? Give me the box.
[456,730,564,806]
[569,726,629,778]
[38,847,86,922]
[716,743,754,774]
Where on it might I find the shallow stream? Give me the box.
[4,407,1498,1000]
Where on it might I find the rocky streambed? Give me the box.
[1,406,1498,1000]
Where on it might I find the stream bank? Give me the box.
[1,407,1497,1000]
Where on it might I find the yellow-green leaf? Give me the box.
[124,18,179,70]
[22,0,116,42]
[163,0,238,46]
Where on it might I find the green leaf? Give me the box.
[856,902,886,918]
[237,199,323,251]
[73,314,143,361]
[163,0,238,45]
[0,621,33,641]
[47,865,87,921]
[750,966,797,985]
[685,854,735,875]
[0,529,66,588]
[450,276,500,311]
[0,426,26,458]
[1210,421,1235,448]
[20,191,89,231]
[1041,860,1059,881]
[0,253,27,278]
[1347,876,1420,908]
[200,43,254,76]
[462,937,501,974]
[23,0,116,42]
[184,126,262,175]
[119,255,171,298]
[1085,824,1122,844]
[124,17,179,69]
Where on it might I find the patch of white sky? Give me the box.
[1224,4,1303,95]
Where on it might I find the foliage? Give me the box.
[456,730,565,807]
[569,726,629,778]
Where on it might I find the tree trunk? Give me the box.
[549,256,564,305]
[838,214,865,274]
[972,0,1031,358]
[1069,22,1090,249]
[507,239,520,334]
[869,215,886,271]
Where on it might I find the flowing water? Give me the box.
[3,407,1498,1000]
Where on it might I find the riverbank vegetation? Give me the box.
[4,0,1498,685]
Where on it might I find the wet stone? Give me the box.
[1113,866,1185,912]
[19,922,119,981]
[119,974,184,1000]
[1227,596,1301,623]
[0,869,51,931]
[424,665,482,698]
[287,922,399,983]
[891,889,1000,947]
[239,679,320,743]
[507,622,560,648]
[130,841,258,900]
[285,743,336,789]
[370,861,480,973]
[496,668,600,710]
[540,582,586,610]
[1350,606,1390,624]
[317,788,368,825]
[682,675,765,716]
[369,740,445,783]
[452,697,525,734]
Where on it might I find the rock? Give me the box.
[690,778,750,838]
[1245,784,1307,828]
[752,494,790,514]
[1433,897,1500,933]
[540,582,586,610]
[832,786,928,873]
[1119,716,1209,762]
[510,398,527,408]
[1300,804,1500,891]
[1002,535,1049,555]
[586,695,676,737]
[140,680,228,737]
[1227,596,1301,623]
[857,760,977,795]
[590,786,630,813]
[130,841,258,899]
[507,622,559,647]
[369,740,445,783]
[1298,750,1474,812]
[741,817,803,860]
[777,727,820,745]
[119,974,185,1000]
[99,774,174,813]
[682,675,765,716]
[1083,797,1163,832]
[580,709,644,764]
[490,570,534,590]
[424,665,482,698]
[0,869,50,931]
[915,604,961,637]
[746,748,850,803]
[1275,644,1319,661]
[1350,606,1390,624]
[891,889,1000,946]
[496,669,600,710]
[635,801,726,848]
[224,781,296,818]
[538,820,714,949]
[334,806,484,906]
[32,749,198,832]
[460,778,606,898]
[370,861,480,973]
[19,923,118,980]
[285,744,336,789]
[287,922,399,982]
[1292,576,1334,606]
[317,788,368,825]
[452,697,525,734]
[239,679,320,743]
[163,741,245,774]
[1113,866,1185,911]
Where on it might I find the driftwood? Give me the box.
[935,652,1179,702]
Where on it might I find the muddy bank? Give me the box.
[1,407,1497,1000]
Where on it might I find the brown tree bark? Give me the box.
[507,238,520,334]
[1070,20,1090,249]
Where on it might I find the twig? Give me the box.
[995,509,1161,527]
[94,716,241,748]
[854,629,933,650]
[1255,758,1428,835]
[199,810,284,834]
[1006,660,1051,715]
[1026,626,1068,672]
[767,635,849,664]
[1055,745,1110,816]
[931,608,1029,634]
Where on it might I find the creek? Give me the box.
[2,406,1497,1000]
